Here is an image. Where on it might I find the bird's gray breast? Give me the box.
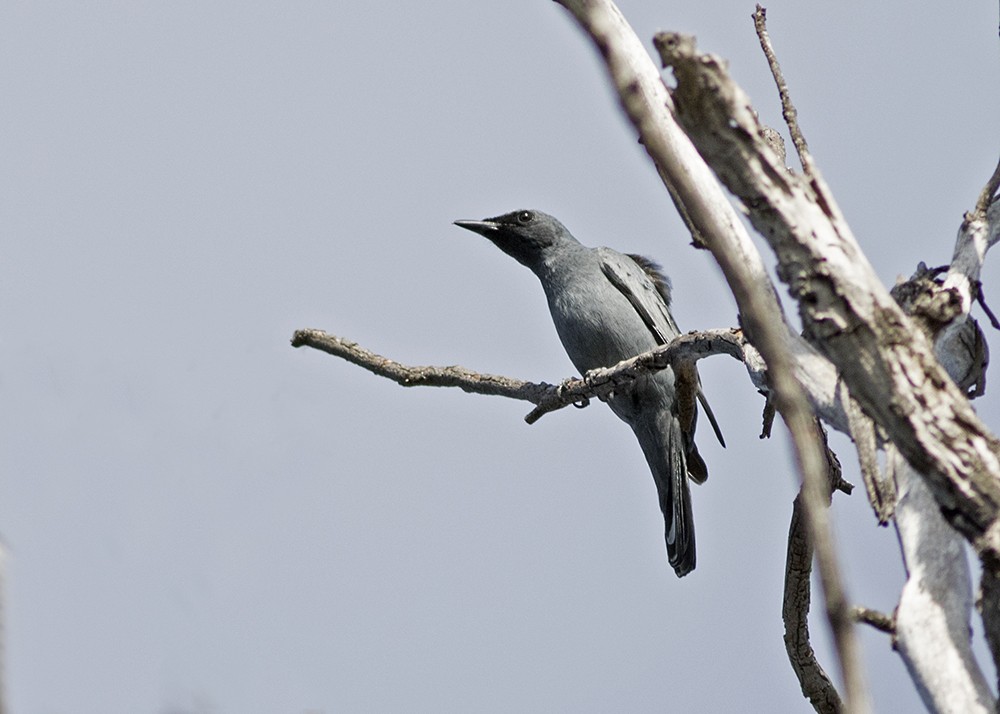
[538,251,681,427]
[542,263,660,376]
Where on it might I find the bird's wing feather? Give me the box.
[697,390,726,448]
[625,253,672,307]
[597,249,680,345]
[601,249,727,449]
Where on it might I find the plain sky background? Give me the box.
[2,1,999,712]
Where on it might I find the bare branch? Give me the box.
[655,29,1000,698]
[874,160,1000,709]
[554,5,871,709]
[292,327,747,425]
[784,497,843,713]
[782,429,850,714]
[839,379,894,524]
[552,0,784,339]
[850,607,894,635]
[947,185,1000,323]
[760,399,776,439]
[892,446,995,712]
[752,4,814,176]
[654,29,1000,573]
[523,328,746,423]
[937,163,1000,699]
[785,418,870,714]
[975,283,1000,331]
[974,154,1000,217]
[291,328,551,403]
[552,2,852,441]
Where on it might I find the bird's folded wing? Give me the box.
[597,248,680,345]
[600,249,726,449]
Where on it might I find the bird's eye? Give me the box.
[517,211,533,224]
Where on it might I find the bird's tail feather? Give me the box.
[637,414,696,577]
[686,441,709,485]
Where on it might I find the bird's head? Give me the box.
[453,209,574,270]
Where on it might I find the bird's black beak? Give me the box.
[453,219,500,237]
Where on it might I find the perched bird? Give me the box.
[454,209,723,577]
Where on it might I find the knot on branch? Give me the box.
[652,31,699,69]
[891,263,964,333]
[891,263,989,397]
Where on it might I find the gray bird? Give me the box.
[454,209,723,577]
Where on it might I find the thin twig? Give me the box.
[975,282,1000,330]
[753,5,814,176]
[851,607,895,635]
[525,328,745,423]
[760,399,776,438]
[292,327,746,425]
[974,153,1000,217]
[291,328,549,403]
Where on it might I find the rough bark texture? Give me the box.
[782,430,850,714]
[654,31,1000,571]
[784,495,842,714]
[555,4,872,711]
[291,327,747,424]
[889,244,997,710]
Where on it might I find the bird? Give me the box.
[454,209,723,577]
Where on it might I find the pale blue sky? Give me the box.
[2,1,998,711]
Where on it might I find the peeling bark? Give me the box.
[653,30,1000,572]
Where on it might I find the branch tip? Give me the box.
[974,153,1000,217]
[852,606,895,635]
[752,3,812,176]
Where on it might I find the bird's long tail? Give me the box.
[635,413,696,577]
